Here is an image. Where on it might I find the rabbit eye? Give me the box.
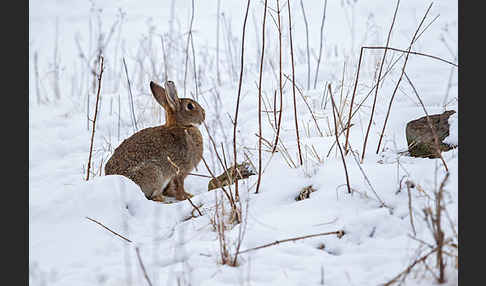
[187,102,194,110]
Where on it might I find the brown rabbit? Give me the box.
[105,81,205,202]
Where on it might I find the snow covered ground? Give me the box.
[29,0,458,285]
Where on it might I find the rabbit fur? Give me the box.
[105,81,205,202]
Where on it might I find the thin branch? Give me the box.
[85,216,132,243]
[313,0,328,89]
[287,0,303,165]
[406,180,417,236]
[188,172,212,178]
[328,84,351,194]
[135,247,154,286]
[86,56,104,181]
[255,0,268,194]
[344,47,364,154]
[271,0,284,153]
[344,10,440,155]
[233,0,251,201]
[183,0,196,98]
[361,0,400,162]
[239,230,344,254]
[283,74,324,137]
[383,247,438,286]
[299,0,311,89]
[122,58,138,132]
[362,46,457,67]
[376,3,434,155]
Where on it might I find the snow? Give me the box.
[29,0,458,285]
[444,112,458,146]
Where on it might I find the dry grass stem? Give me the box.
[313,0,328,89]
[86,216,132,243]
[287,0,303,165]
[86,56,104,181]
[239,230,345,254]
[135,247,154,286]
[255,0,268,194]
[328,84,351,194]
[362,46,457,67]
[361,0,400,162]
[376,3,434,155]
[271,0,284,153]
[233,0,251,200]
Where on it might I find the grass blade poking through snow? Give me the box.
[328,84,351,194]
[375,2,434,155]
[287,0,303,166]
[360,0,400,162]
[86,56,104,181]
[238,230,345,254]
[271,0,284,154]
[313,0,328,89]
[233,0,251,201]
[299,0,311,90]
[255,0,268,194]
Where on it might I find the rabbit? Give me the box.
[105,80,205,202]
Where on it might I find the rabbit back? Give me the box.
[105,125,203,181]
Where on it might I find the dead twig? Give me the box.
[287,0,303,166]
[122,58,138,132]
[239,230,345,254]
[406,180,417,236]
[299,0,311,89]
[85,216,132,243]
[383,247,439,286]
[361,0,400,162]
[271,0,284,153]
[376,3,434,155]
[135,247,154,286]
[86,56,104,181]
[255,0,268,194]
[328,84,351,194]
[362,46,457,68]
[233,0,251,201]
[313,0,328,89]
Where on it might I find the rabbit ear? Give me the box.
[163,81,180,111]
[150,81,173,111]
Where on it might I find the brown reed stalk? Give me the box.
[255,0,268,194]
[287,0,303,165]
[362,46,457,67]
[135,247,154,286]
[216,0,221,85]
[283,74,324,137]
[344,12,440,155]
[361,0,400,162]
[375,3,434,155]
[313,0,328,89]
[271,0,284,153]
[85,216,131,243]
[233,0,251,201]
[343,47,364,155]
[299,0,311,90]
[86,56,104,181]
[183,0,196,97]
[239,230,344,254]
[328,84,351,194]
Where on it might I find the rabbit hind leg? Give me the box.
[129,162,170,202]
[173,174,194,201]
